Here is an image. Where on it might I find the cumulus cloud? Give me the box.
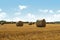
[0,9,7,20]
[53,14,60,17]
[45,14,60,22]
[38,14,60,22]
[10,11,24,22]
[57,10,60,13]
[27,13,36,19]
[0,9,2,12]
[45,16,54,22]
[19,5,27,10]
[39,9,48,13]
[0,12,6,18]
[25,13,37,22]
[12,17,24,22]
[14,12,21,16]
[5,17,25,22]
[49,10,54,13]
[53,14,60,21]
[39,9,54,13]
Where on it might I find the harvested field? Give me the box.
[0,24,60,40]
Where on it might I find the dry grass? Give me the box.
[0,24,60,40]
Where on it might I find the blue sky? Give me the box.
[0,0,60,22]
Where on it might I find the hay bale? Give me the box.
[0,22,4,25]
[29,22,35,25]
[36,19,46,27]
[29,22,32,25]
[16,21,23,26]
[32,22,35,24]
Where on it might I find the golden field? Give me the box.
[0,24,60,40]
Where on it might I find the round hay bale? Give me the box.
[32,22,35,24]
[0,22,4,25]
[16,21,23,26]
[29,22,33,25]
[36,19,46,27]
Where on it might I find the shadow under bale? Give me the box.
[36,19,46,27]
[16,21,23,27]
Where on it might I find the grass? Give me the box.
[0,24,60,40]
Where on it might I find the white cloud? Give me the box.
[39,9,48,13]
[57,10,60,13]
[39,9,54,13]
[0,12,7,19]
[27,13,35,19]
[5,17,25,22]
[45,14,60,22]
[19,5,27,10]
[53,14,60,17]
[4,19,12,22]
[44,10,48,13]
[45,16,54,22]
[0,9,2,12]
[53,14,60,21]
[25,13,37,22]
[49,10,54,13]
[14,12,21,16]
[12,17,24,22]
[0,9,7,20]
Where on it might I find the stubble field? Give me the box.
[0,23,60,40]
